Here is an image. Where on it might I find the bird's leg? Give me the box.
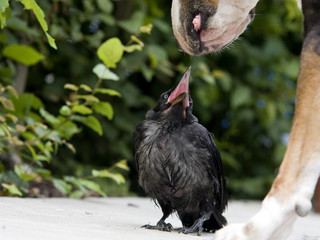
[141,203,174,232]
[142,216,173,232]
[179,212,211,236]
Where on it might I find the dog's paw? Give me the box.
[214,223,250,240]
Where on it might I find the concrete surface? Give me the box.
[0,197,319,240]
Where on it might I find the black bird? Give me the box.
[133,67,227,235]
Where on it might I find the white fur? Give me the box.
[208,0,258,32]
[199,0,258,51]
[171,0,181,32]
[214,151,320,240]
[211,1,319,239]
[214,197,297,240]
[171,0,319,239]
[294,152,320,216]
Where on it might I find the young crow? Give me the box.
[133,67,227,235]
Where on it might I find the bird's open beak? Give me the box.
[167,67,191,108]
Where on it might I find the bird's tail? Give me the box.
[203,210,227,232]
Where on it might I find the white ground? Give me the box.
[0,197,319,240]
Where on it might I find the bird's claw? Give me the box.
[178,212,211,236]
[178,225,203,236]
[142,221,173,232]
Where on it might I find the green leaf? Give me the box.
[0,115,6,122]
[52,179,72,194]
[11,93,44,117]
[114,160,130,171]
[123,44,142,53]
[39,108,60,126]
[118,11,144,34]
[57,117,81,140]
[45,32,57,49]
[69,190,85,199]
[94,88,121,97]
[93,63,119,81]
[63,142,76,153]
[73,115,102,136]
[72,105,93,115]
[80,84,92,92]
[0,0,9,29]
[231,86,252,109]
[92,169,126,184]
[130,35,144,46]
[35,155,50,162]
[6,86,19,99]
[0,0,9,13]
[2,183,23,196]
[97,0,113,13]
[123,35,144,53]
[45,141,53,152]
[17,0,57,49]
[0,124,11,137]
[6,114,18,123]
[14,165,36,181]
[78,179,106,197]
[35,168,51,178]
[97,38,123,68]
[93,102,114,120]
[64,176,84,190]
[76,95,99,103]
[0,96,15,111]
[25,144,37,159]
[2,44,44,66]
[139,24,153,34]
[64,83,79,91]
[0,12,7,29]
[59,105,72,116]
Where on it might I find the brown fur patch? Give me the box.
[206,0,219,8]
[244,222,255,236]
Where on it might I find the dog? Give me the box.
[171,0,320,239]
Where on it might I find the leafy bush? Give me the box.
[0,0,149,197]
[0,0,303,199]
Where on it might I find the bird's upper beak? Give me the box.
[167,67,191,108]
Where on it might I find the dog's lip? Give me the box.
[189,9,255,55]
[189,13,226,54]
[199,28,236,50]
[196,17,249,54]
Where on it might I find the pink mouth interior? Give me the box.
[167,70,190,107]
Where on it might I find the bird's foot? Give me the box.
[178,212,211,236]
[179,225,203,236]
[142,220,173,232]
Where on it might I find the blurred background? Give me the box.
[0,0,307,200]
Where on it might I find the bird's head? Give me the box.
[146,67,196,123]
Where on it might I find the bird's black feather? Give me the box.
[133,70,227,234]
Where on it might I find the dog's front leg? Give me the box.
[214,1,320,240]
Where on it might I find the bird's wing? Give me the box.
[132,123,144,173]
[192,124,228,212]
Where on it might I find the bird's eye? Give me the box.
[163,94,169,100]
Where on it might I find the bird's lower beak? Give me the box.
[168,92,188,106]
[167,67,191,108]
